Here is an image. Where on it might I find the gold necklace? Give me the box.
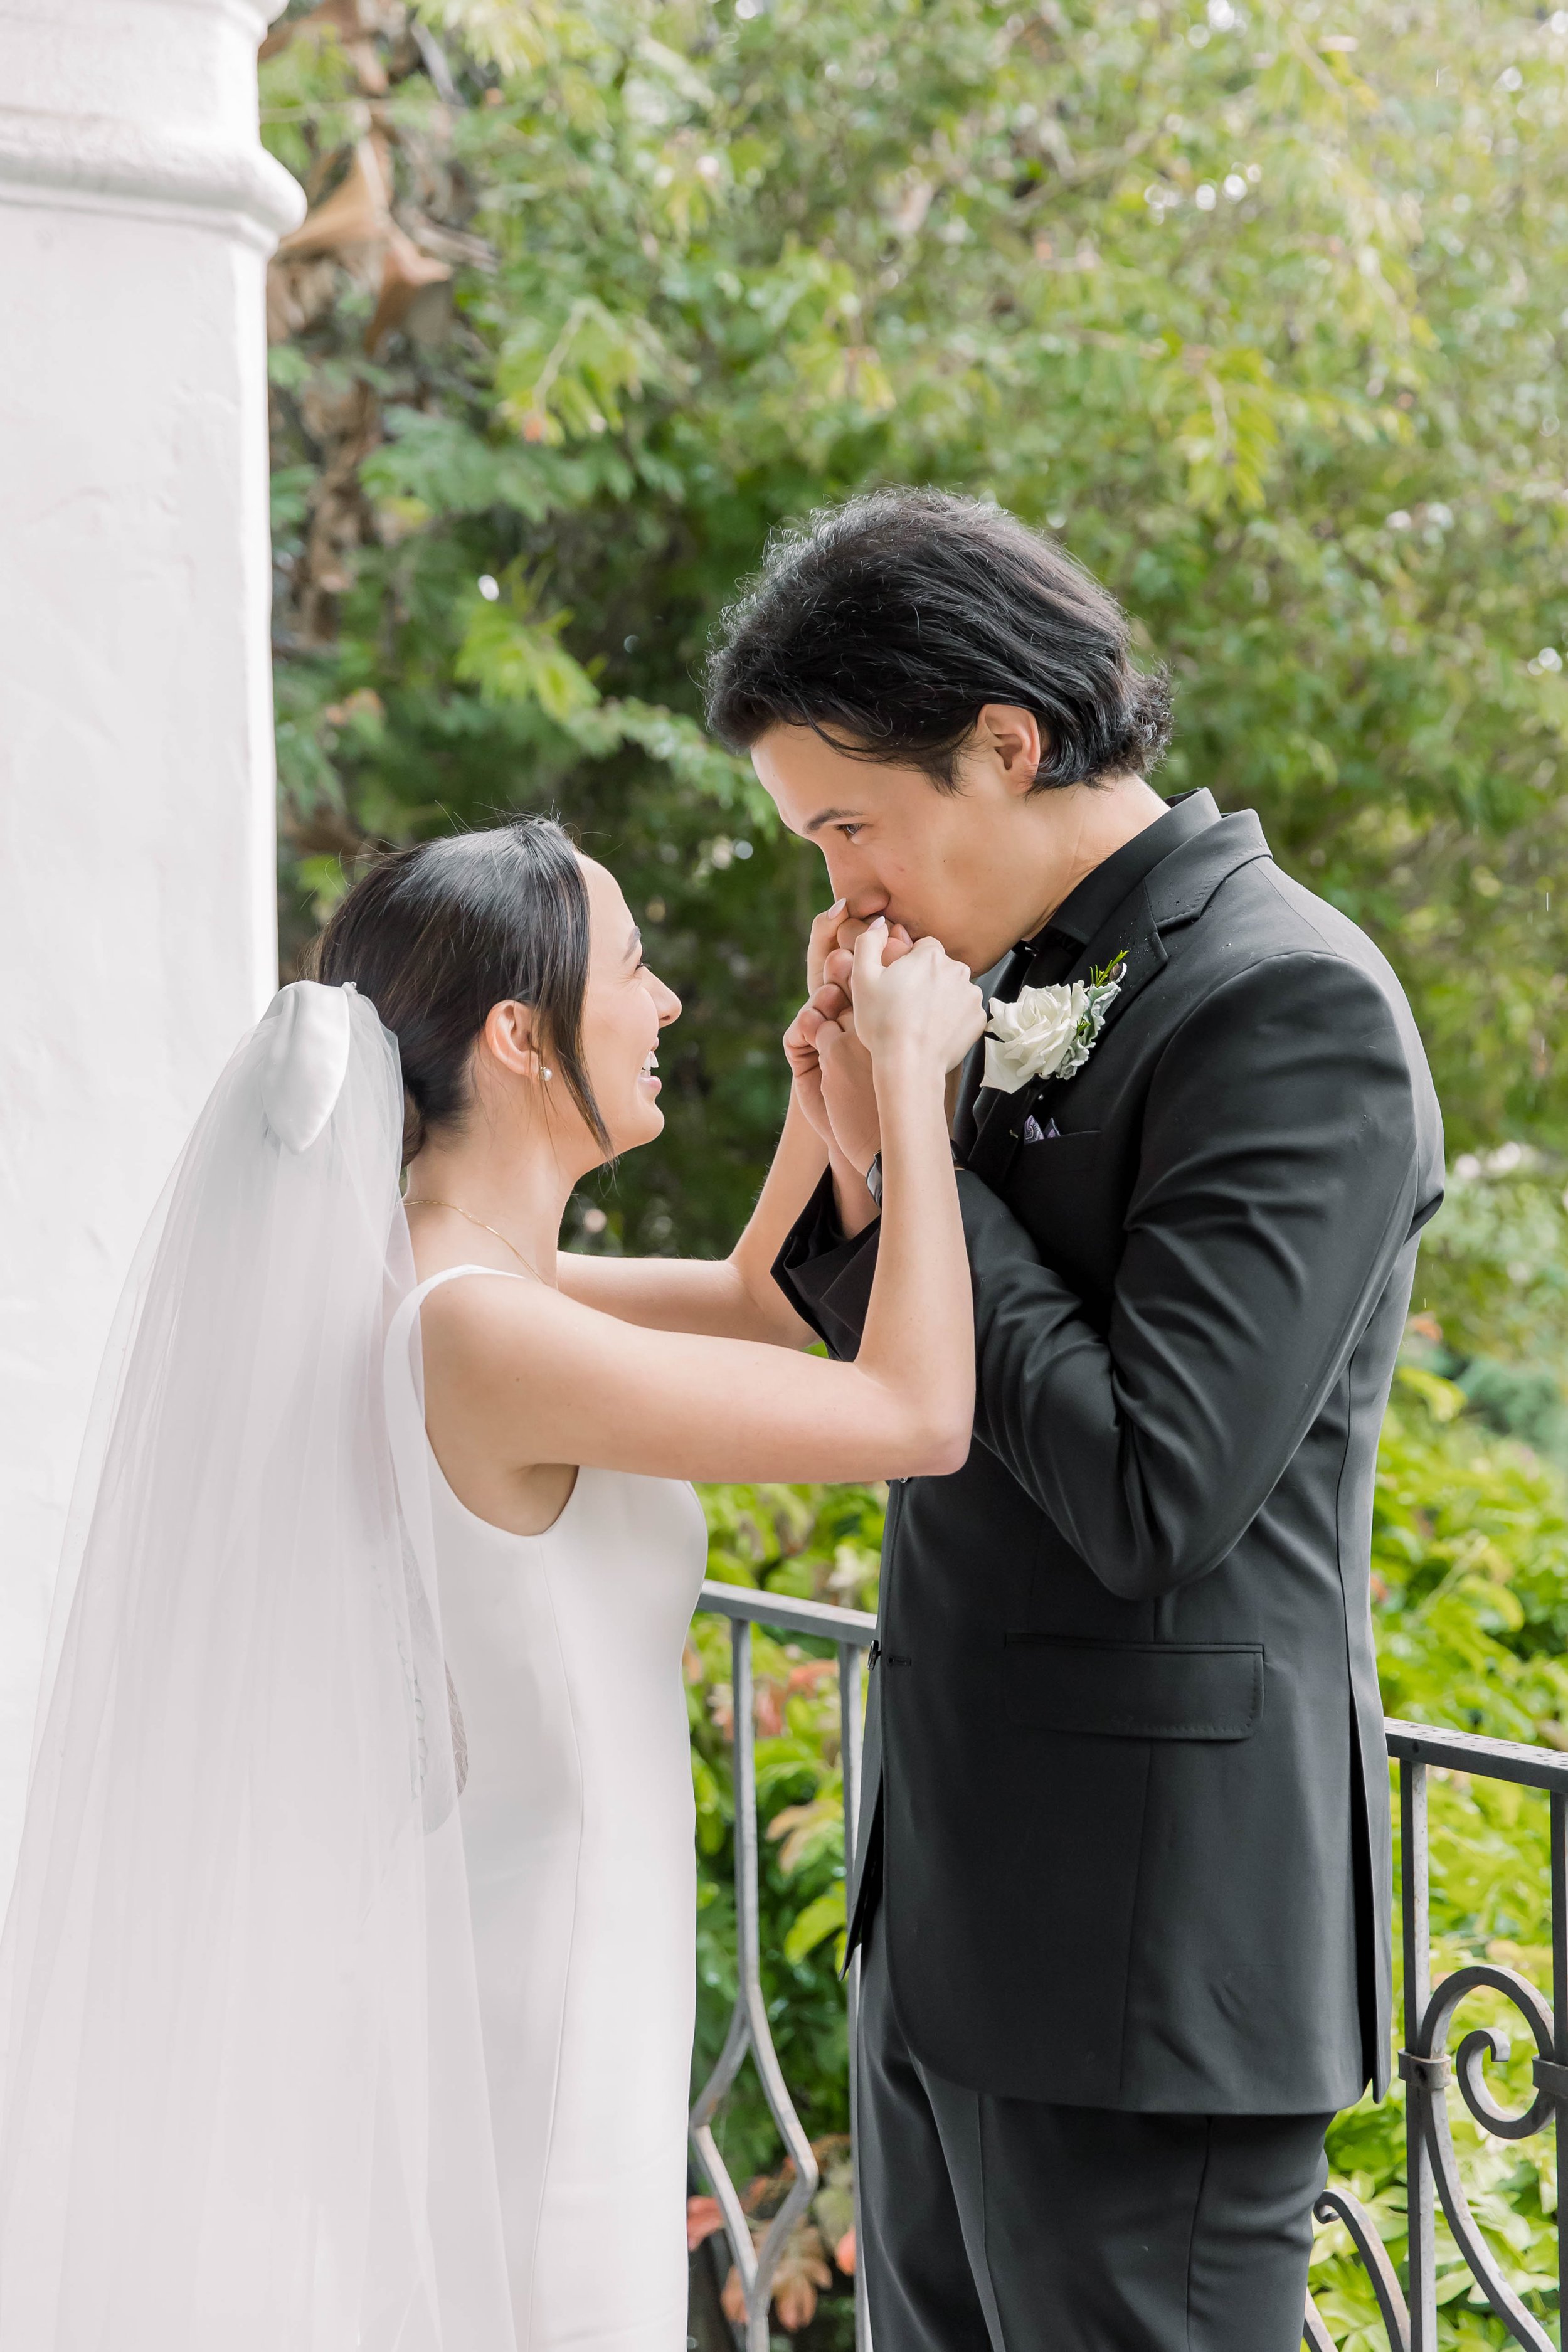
[404,1198,546,1283]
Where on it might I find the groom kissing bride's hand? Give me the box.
[3,480,1444,2352]
[706,487,1444,2352]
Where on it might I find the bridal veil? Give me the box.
[0,983,516,2349]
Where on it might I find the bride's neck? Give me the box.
[405,1127,578,1286]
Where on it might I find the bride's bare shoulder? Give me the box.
[416,1267,618,1392]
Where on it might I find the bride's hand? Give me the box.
[850,921,985,1078]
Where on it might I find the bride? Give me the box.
[0,815,982,2352]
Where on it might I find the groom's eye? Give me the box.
[836,823,864,841]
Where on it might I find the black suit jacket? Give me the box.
[775,793,1443,2115]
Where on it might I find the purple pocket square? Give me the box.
[1023,1115,1061,1144]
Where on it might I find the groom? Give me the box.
[706,490,1444,2352]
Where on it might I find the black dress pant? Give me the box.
[856,1910,1331,2352]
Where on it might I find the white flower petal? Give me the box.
[982,1038,1034,1093]
[982,972,1122,1093]
[984,981,1084,1087]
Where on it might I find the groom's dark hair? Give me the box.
[704,488,1172,791]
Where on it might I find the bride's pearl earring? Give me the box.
[541,1067,553,1081]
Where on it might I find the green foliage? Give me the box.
[264,0,1568,1258]
[1303,1364,1568,2347]
[1419,1155,1568,1385]
[1375,1365,1568,1737]
[1411,1148,1568,1502]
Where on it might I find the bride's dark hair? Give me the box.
[313,817,611,1162]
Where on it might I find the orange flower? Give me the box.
[755,1681,786,1737]
[719,2208,835,2332]
[770,2221,834,2331]
[686,2195,725,2253]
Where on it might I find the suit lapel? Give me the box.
[961,810,1273,1190]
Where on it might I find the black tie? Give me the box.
[1008,925,1079,993]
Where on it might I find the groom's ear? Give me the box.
[970,704,1044,795]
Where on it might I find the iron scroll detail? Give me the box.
[1305,2185,1412,2351]
[1399,1963,1559,2351]
[1385,1736,1568,2352]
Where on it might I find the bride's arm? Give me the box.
[554,1084,826,1348]
[426,931,983,1485]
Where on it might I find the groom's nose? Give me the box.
[842,883,891,923]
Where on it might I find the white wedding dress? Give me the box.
[388,1266,709,2352]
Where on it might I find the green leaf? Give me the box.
[782,1888,846,1968]
[453,577,599,721]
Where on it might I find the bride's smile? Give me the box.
[572,861,680,1156]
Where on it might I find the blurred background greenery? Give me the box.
[258,0,1568,2339]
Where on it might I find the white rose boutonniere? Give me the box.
[981,951,1127,1096]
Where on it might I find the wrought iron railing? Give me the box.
[690,1581,875,2352]
[1379,1722,1568,2352]
[690,1582,1568,2352]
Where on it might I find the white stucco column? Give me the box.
[0,0,303,1902]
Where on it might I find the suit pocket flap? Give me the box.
[1002,1637,1263,1741]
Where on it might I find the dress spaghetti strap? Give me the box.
[384,1263,530,1500]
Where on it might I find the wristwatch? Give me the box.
[865,1152,883,1207]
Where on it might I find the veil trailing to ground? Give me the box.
[0,984,516,2350]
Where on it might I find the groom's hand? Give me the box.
[810,913,912,1185]
[787,904,922,1232]
[815,913,913,1025]
[783,995,882,1236]
[785,903,856,1148]
[783,995,835,1143]
[787,906,909,1166]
